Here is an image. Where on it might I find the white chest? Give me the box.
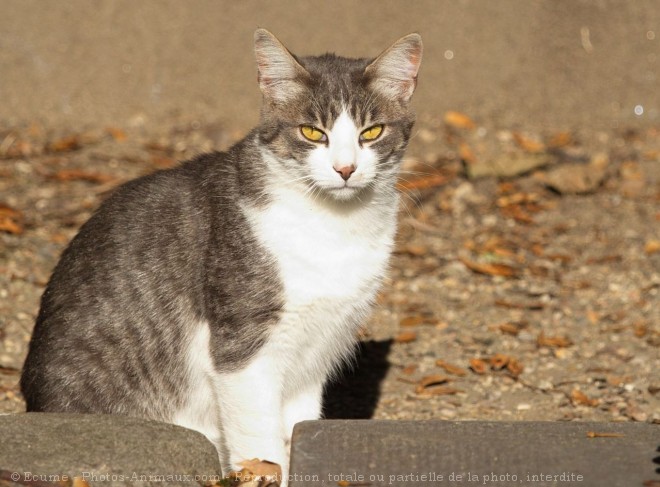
[245,189,396,306]
[243,188,397,383]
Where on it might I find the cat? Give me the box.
[20,28,422,483]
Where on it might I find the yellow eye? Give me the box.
[300,125,327,142]
[360,124,384,142]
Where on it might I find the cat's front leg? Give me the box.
[214,354,288,477]
[282,382,324,446]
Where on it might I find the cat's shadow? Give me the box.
[323,339,392,419]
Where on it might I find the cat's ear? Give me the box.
[365,33,423,103]
[254,29,310,103]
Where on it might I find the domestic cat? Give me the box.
[21,29,422,482]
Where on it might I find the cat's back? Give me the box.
[20,147,249,414]
[41,149,236,300]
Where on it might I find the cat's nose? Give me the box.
[334,164,356,181]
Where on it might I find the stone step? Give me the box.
[0,413,222,487]
[289,420,660,487]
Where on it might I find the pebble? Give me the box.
[439,408,457,419]
[517,331,535,343]
[629,409,648,422]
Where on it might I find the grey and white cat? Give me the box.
[21,29,422,480]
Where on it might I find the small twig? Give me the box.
[586,431,625,438]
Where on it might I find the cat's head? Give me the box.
[254,29,422,201]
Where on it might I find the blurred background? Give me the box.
[1,1,658,423]
[1,0,658,133]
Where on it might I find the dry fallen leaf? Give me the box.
[227,468,256,486]
[632,322,648,338]
[400,315,426,327]
[416,374,450,388]
[531,243,545,256]
[497,181,517,193]
[644,240,660,255]
[537,332,573,348]
[396,173,448,191]
[0,216,23,235]
[151,154,177,168]
[0,204,23,235]
[458,142,476,164]
[498,321,528,336]
[233,459,282,486]
[545,253,574,263]
[458,255,519,278]
[586,309,600,325]
[469,358,488,375]
[498,322,520,335]
[489,354,510,371]
[72,478,92,487]
[444,111,476,130]
[47,135,81,152]
[606,375,631,387]
[571,389,599,407]
[513,132,545,153]
[415,375,461,396]
[394,331,417,343]
[106,126,127,142]
[401,364,417,376]
[435,359,467,377]
[399,244,428,257]
[0,365,20,376]
[491,246,517,258]
[496,192,541,207]
[50,170,116,184]
[500,204,534,224]
[547,131,573,148]
[238,459,281,479]
[586,254,622,265]
[506,358,524,377]
[416,385,462,397]
[0,204,21,219]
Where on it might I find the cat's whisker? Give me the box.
[361,90,379,120]
[302,182,318,200]
[372,158,441,176]
[372,174,424,214]
[308,95,326,123]
[284,175,316,188]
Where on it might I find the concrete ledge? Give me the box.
[289,420,660,486]
[0,413,222,486]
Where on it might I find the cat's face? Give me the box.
[254,30,422,201]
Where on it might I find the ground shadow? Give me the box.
[323,339,392,419]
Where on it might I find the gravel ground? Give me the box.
[1,115,658,425]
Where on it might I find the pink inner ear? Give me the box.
[407,51,422,77]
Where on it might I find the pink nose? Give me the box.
[334,164,356,181]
